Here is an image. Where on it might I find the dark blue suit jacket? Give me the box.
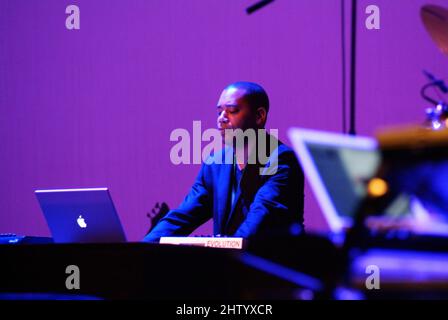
[143,140,304,242]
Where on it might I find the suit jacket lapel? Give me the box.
[226,175,242,227]
[225,161,264,232]
[216,147,233,235]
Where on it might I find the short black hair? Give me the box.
[226,81,269,114]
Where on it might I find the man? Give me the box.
[143,81,304,242]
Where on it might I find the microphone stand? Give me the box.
[348,0,357,136]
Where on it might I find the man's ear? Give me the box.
[256,107,267,128]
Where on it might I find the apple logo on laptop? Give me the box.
[77,215,87,228]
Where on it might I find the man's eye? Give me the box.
[229,109,239,114]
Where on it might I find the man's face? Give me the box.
[216,87,257,140]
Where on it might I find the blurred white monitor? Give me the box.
[288,127,380,235]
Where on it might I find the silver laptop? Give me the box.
[35,188,127,243]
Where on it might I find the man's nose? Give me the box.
[217,111,229,124]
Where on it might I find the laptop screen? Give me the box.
[306,143,380,220]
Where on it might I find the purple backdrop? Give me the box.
[1,0,447,241]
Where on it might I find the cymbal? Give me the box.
[421,4,448,57]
